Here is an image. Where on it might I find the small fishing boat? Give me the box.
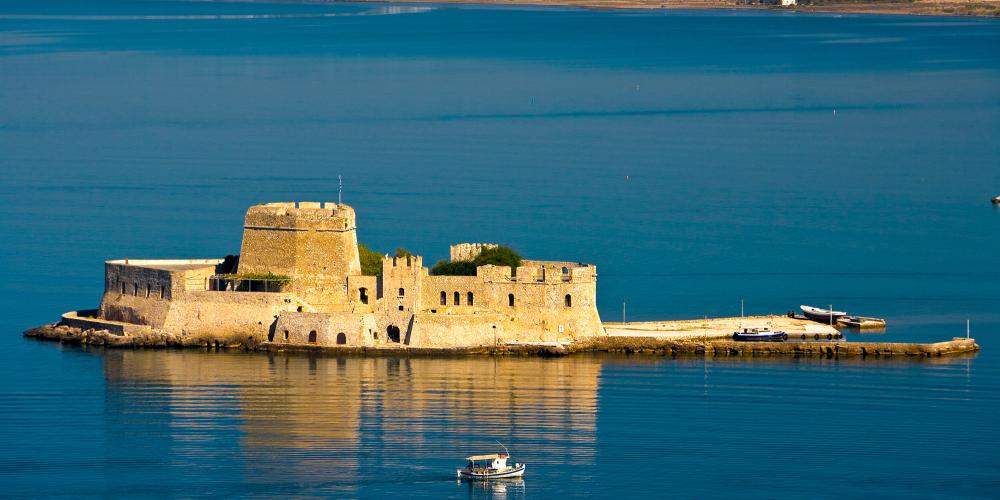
[836,315,886,329]
[457,446,526,480]
[732,327,787,342]
[992,196,1000,205]
[800,305,847,324]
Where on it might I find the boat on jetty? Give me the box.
[837,315,886,329]
[732,327,787,342]
[801,305,847,324]
[457,449,526,480]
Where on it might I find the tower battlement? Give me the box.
[244,202,356,232]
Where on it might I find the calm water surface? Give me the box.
[1,1,998,497]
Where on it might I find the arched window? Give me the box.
[565,294,572,307]
[398,287,405,297]
[508,293,515,307]
[359,287,368,304]
[440,291,447,305]
[562,266,569,275]
[308,330,317,343]
[454,291,460,305]
[467,292,474,306]
[336,332,347,345]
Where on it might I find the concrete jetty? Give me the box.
[568,336,980,358]
[604,315,839,340]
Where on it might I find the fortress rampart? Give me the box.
[75,202,605,349]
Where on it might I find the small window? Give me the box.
[562,266,569,274]
[120,282,126,295]
[336,332,347,345]
[440,291,447,305]
[508,293,515,307]
[565,294,572,307]
[160,286,166,299]
[133,283,139,296]
[283,330,289,341]
[454,291,461,305]
[145,284,151,298]
[308,330,317,343]
[467,292,474,306]
[398,287,405,297]
[359,287,369,304]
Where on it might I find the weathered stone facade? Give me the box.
[82,202,605,349]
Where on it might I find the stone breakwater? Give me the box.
[24,324,980,359]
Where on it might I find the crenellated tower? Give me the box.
[238,202,361,309]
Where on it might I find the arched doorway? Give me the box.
[387,325,401,343]
[336,332,347,345]
[308,330,317,343]
[565,294,572,307]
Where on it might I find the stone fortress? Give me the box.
[79,202,604,349]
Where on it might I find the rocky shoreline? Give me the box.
[25,323,980,359]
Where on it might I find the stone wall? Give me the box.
[449,242,498,262]
[160,290,293,342]
[238,202,361,309]
[272,311,377,346]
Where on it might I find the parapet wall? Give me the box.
[450,243,498,262]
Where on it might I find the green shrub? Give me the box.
[430,245,522,276]
[222,272,290,281]
[359,243,384,276]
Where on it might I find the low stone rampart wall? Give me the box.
[60,310,151,336]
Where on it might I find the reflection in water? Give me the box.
[461,477,526,500]
[101,351,598,494]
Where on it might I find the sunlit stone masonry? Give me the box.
[70,202,603,348]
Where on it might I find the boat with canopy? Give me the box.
[457,444,526,480]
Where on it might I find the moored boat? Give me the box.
[992,196,1000,205]
[732,327,787,342]
[457,449,526,480]
[800,305,847,324]
[836,315,886,329]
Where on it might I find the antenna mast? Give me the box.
[338,175,343,206]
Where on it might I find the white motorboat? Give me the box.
[800,305,847,324]
[457,450,525,480]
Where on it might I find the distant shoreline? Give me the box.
[364,0,1000,18]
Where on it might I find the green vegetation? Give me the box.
[221,272,291,281]
[359,244,415,276]
[430,245,522,276]
[359,243,383,276]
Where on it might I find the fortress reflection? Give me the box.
[101,351,599,488]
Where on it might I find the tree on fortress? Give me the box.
[431,245,522,276]
[358,244,414,276]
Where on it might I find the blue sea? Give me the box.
[1,1,999,497]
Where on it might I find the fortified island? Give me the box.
[27,201,979,358]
